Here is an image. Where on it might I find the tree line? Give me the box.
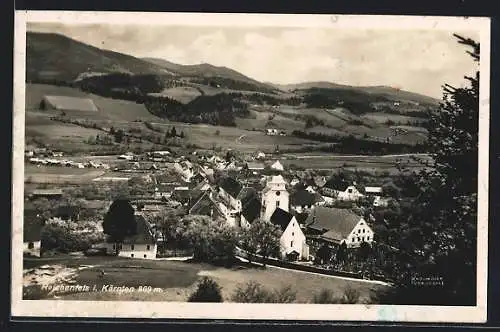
[291,130,427,154]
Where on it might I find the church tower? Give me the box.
[261,175,289,222]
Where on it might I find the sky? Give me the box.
[27,23,480,99]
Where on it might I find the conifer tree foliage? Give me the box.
[379,34,480,305]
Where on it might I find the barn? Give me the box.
[40,95,99,112]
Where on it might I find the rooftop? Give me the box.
[270,208,295,232]
[305,207,362,241]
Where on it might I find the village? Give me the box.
[23,139,403,290]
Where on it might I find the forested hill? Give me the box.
[272,81,440,106]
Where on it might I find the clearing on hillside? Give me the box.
[40,95,98,112]
[26,83,160,122]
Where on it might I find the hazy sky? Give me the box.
[27,23,480,98]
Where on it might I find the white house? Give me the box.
[337,185,364,201]
[270,208,309,261]
[261,175,289,222]
[305,207,374,248]
[270,160,284,172]
[104,213,158,259]
[364,186,387,207]
[323,178,364,201]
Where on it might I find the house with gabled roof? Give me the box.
[270,160,284,172]
[216,176,243,210]
[103,213,158,259]
[322,177,364,201]
[188,189,225,221]
[270,208,309,261]
[305,207,374,248]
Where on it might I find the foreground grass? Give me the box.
[24,257,386,303]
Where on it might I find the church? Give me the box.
[260,175,309,261]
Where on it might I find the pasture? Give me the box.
[281,153,432,172]
[151,121,315,153]
[26,83,159,122]
[24,257,386,303]
[235,110,305,132]
[149,86,202,104]
[24,163,106,184]
[362,112,427,125]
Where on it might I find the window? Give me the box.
[367,236,370,241]
[292,232,294,236]
[112,244,115,250]
[276,191,281,196]
[131,245,135,250]
[363,229,365,233]
[290,241,294,247]
[146,245,150,250]
[357,237,360,242]
[131,254,134,258]
[362,237,364,241]
[348,188,353,193]
[144,255,147,258]
[28,242,34,249]
[276,201,280,207]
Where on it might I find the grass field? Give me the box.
[24,257,386,303]
[235,110,305,132]
[149,86,202,104]
[151,121,315,153]
[362,112,427,124]
[24,163,106,184]
[281,154,432,172]
[26,83,159,122]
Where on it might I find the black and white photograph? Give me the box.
[11,11,490,322]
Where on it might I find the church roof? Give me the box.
[270,208,295,232]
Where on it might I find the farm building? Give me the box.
[305,207,374,248]
[103,213,158,259]
[40,95,99,112]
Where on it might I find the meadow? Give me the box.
[23,256,386,303]
[26,83,159,122]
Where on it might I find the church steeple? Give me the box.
[261,175,289,222]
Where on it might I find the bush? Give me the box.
[312,289,340,304]
[231,281,272,303]
[187,277,223,302]
[231,281,297,303]
[341,285,361,304]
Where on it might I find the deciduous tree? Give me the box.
[102,199,137,255]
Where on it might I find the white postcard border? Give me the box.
[11,11,491,323]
